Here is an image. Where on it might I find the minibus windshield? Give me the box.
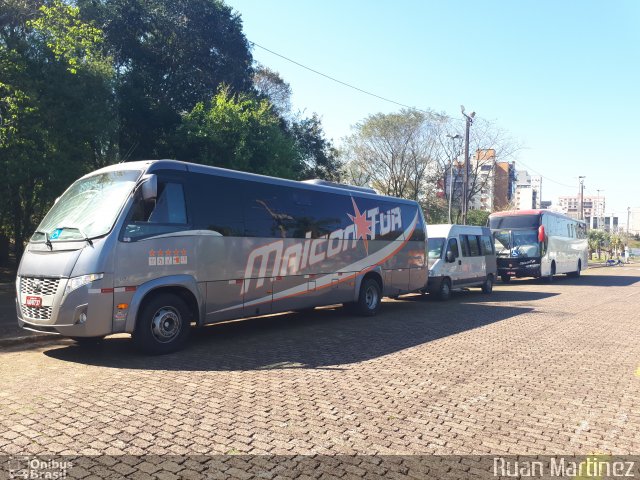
[32,170,141,243]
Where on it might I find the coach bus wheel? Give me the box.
[356,278,382,316]
[134,293,191,355]
[437,278,451,301]
[481,275,494,294]
[568,260,581,278]
[547,262,556,283]
[500,274,511,284]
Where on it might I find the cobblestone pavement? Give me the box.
[1,268,639,458]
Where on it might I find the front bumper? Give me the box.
[16,276,114,337]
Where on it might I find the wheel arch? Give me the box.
[352,268,383,302]
[125,275,203,333]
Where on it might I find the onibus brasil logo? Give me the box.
[241,198,404,295]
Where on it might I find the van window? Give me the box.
[464,235,481,256]
[459,235,470,256]
[446,238,459,258]
[428,237,445,259]
[480,235,494,255]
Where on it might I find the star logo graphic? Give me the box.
[347,197,373,253]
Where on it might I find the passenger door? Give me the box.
[441,237,463,284]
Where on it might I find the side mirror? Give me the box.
[140,174,157,202]
[446,250,455,263]
[538,225,545,243]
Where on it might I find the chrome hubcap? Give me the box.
[150,307,181,343]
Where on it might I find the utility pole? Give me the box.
[628,206,631,235]
[446,133,462,224]
[578,176,585,221]
[461,106,475,225]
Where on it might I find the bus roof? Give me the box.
[489,209,585,223]
[89,159,419,206]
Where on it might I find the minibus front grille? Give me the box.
[21,305,53,321]
[20,277,60,296]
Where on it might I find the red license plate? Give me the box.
[25,296,42,308]
[507,271,516,275]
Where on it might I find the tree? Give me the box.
[343,109,443,201]
[253,64,292,117]
[173,86,300,178]
[289,114,342,181]
[587,229,609,258]
[0,0,115,259]
[466,209,490,227]
[77,0,254,159]
[432,117,520,221]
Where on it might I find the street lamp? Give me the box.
[461,106,476,225]
[446,133,462,223]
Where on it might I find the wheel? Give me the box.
[500,274,511,284]
[568,260,581,277]
[547,262,556,283]
[133,293,191,354]
[481,275,494,294]
[70,336,105,346]
[354,277,382,316]
[437,277,451,301]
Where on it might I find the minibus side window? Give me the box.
[123,181,189,241]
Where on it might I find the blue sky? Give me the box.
[226,0,639,221]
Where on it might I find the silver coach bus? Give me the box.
[17,160,428,353]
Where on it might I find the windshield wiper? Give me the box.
[54,226,94,246]
[34,230,53,250]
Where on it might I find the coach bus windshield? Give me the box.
[493,229,540,258]
[31,170,141,243]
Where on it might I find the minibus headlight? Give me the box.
[65,273,104,294]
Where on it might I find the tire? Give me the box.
[547,262,556,283]
[481,275,494,294]
[500,274,511,284]
[568,260,582,278]
[437,277,451,301]
[133,293,191,355]
[355,277,382,316]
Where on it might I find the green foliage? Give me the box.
[422,196,449,225]
[290,114,342,181]
[174,86,300,178]
[0,0,116,256]
[77,0,254,159]
[28,0,108,74]
[587,229,609,256]
[466,209,490,227]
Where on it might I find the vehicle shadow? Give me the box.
[412,290,559,303]
[500,273,640,288]
[44,298,536,372]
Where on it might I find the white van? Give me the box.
[426,224,497,300]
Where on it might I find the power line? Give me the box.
[250,41,438,117]
[252,41,579,193]
[514,158,577,190]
